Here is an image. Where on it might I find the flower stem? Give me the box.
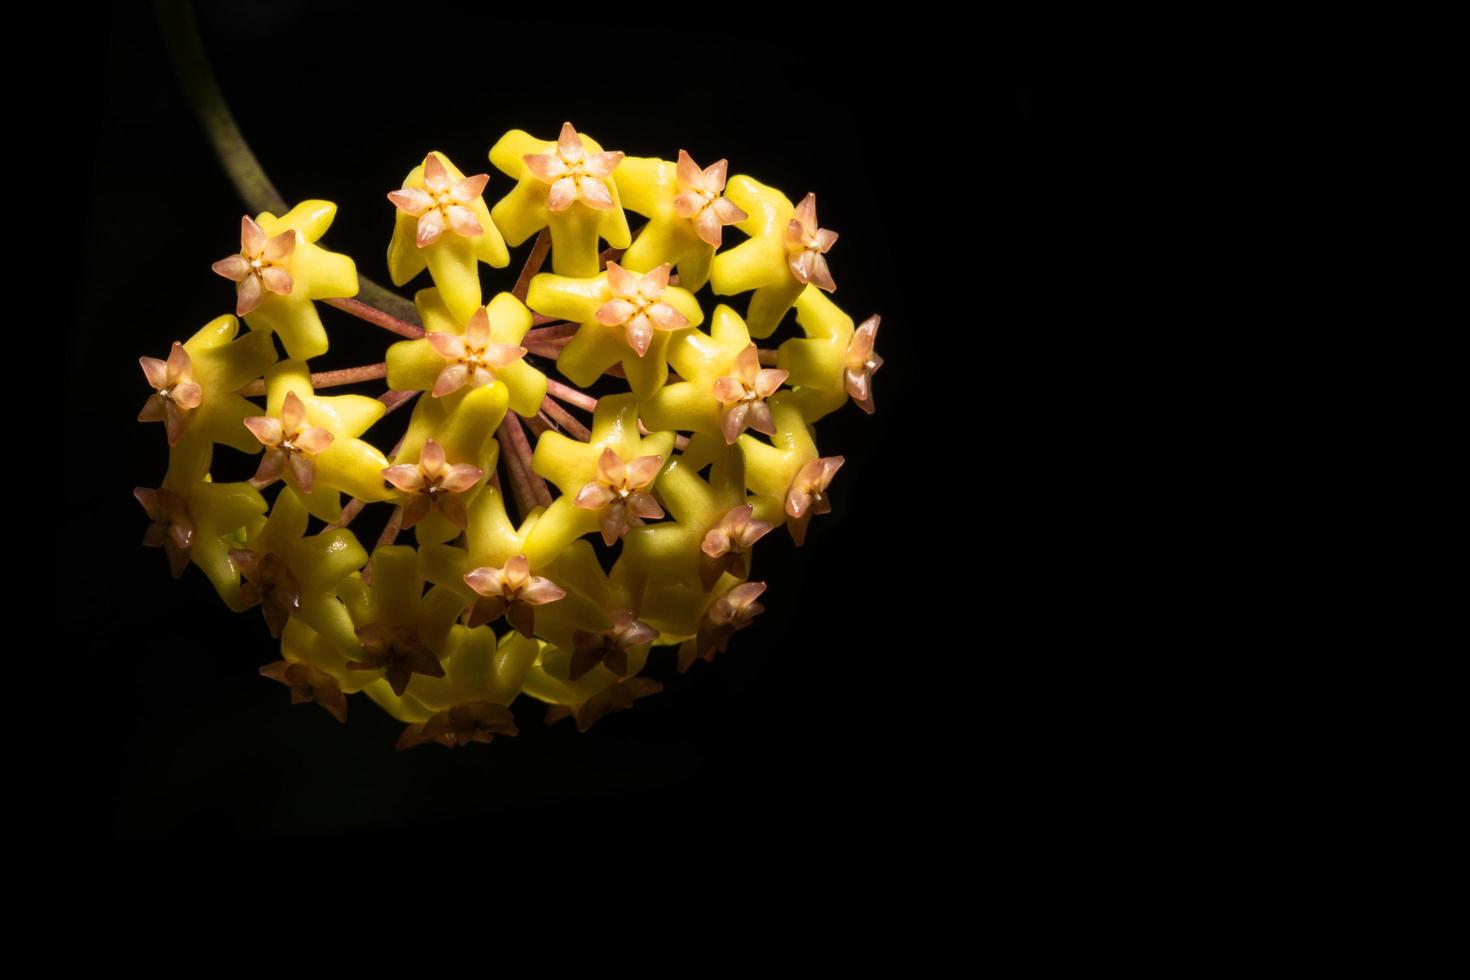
[525,322,578,343]
[512,229,550,302]
[546,379,597,412]
[240,363,386,397]
[152,0,422,327]
[324,298,424,339]
[540,397,591,441]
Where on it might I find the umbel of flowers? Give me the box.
[135,124,883,748]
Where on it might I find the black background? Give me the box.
[69,4,1058,846]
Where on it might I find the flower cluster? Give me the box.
[137,124,884,748]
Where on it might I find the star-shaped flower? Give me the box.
[395,700,518,750]
[136,445,270,606]
[245,360,394,523]
[338,545,465,700]
[774,286,869,423]
[574,448,666,547]
[136,314,277,451]
[464,554,567,637]
[386,152,510,324]
[259,659,348,723]
[523,394,675,565]
[526,263,703,398]
[617,149,748,292]
[386,289,546,419]
[680,581,767,672]
[489,122,632,277]
[845,315,883,414]
[244,391,335,493]
[737,391,845,544]
[347,622,445,698]
[567,609,658,682]
[784,193,838,292]
[229,474,368,646]
[699,504,774,591]
[522,121,625,212]
[133,487,194,578]
[620,437,757,590]
[137,343,201,446]
[594,262,690,357]
[209,200,359,361]
[382,437,484,530]
[543,676,663,733]
[640,304,786,444]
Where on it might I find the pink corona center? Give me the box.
[594,262,690,357]
[783,192,838,292]
[784,455,845,546]
[211,215,296,317]
[695,580,767,661]
[381,438,483,530]
[844,314,883,414]
[699,503,774,590]
[522,121,625,212]
[138,342,203,446]
[259,660,348,723]
[243,391,335,494]
[463,554,567,637]
[568,609,659,682]
[229,549,301,639]
[712,343,789,444]
[347,623,445,698]
[397,701,518,750]
[387,153,490,248]
[671,149,748,248]
[574,448,665,546]
[425,306,527,398]
[134,486,195,579]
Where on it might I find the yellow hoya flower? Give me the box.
[616,149,749,293]
[134,440,268,605]
[774,285,864,424]
[621,436,773,591]
[640,304,790,444]
[386,151,510,325]
[488,121,632,277]
[723,391,847,546]
[525,261,703,399]
[385,288,546,418]
[227,487,367,646]
[523,394,675,566]
[416,485,580,641]
[242,360,394,524]
[137,313,277,453]
[210,201,358,361]
[709,179,839,338]
[385,383,507,548]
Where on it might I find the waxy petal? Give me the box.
[236,274,263,316]
[293,426,334,454]
[281,391,307,433]
[259,267,293,295]
[432,363,468,397]
[382,464,427,492]
[639,264,672,295]
[546,177,577,211]
[139,356,169,389]
[556,121,585,163]
[711,197,747,225]
[450,173,490,203]
[388,187,434,215]
[243,415,284,447]
[754,368,788,398]
[583,151,624,178]
[287,452,316,493]
[596,298,638,327]
[416,208,446,248]
[264,231,297,262]
[625,314,653,356]
[171,381,203,410]
[808,253,836,292]
[463,307,491,349]
[605,262,639,297]
[623,454,663,489]
[439,463,483,494]
[579,176,614,209]
[211,254,251,281]
[523,153,568,181]
[423,152,450,194]
[426,331,467,360]
[576,482,616,510]
[520,577,566,605]
[647,302,687,331]
[241,214,267,255]
[447,205,483,237]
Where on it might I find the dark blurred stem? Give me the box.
[151,0,422,327]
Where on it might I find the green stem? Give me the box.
[152,0,422,327]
